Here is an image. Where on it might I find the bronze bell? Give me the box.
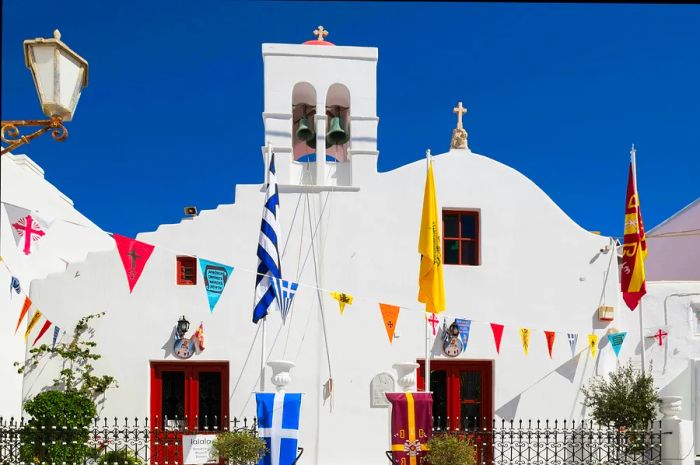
[296,116,315,142]
[326,116,349,146]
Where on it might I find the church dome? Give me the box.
[303,25,335,46]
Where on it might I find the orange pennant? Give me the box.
[545,331,556,358]
[15,297,32,334]
[379,303,400,343]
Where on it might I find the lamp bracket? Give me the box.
[1,116,67,156]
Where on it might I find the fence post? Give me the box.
[660,396,695,465]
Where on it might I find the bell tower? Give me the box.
[261,26,378,188]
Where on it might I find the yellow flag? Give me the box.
[330,291,353,315]
[520,328,531,355]
[588,334,598,358]
[24,310,42,342]
[417,160,445,313]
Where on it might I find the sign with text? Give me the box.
[182,434,217,464]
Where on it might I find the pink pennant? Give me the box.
[545,331,556,358]
[113,234,155,293]
[490,323,504,354]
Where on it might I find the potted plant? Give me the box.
[211,430,267,465]
[424,433,476,465]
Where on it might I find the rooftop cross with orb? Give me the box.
[450,101,469,149]
[313,26,329,42]
[453,102,467,130]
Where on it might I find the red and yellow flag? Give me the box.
[621,153,648,310]
[418,160,445,313]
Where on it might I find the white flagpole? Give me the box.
[425,149,432,393]
[631,144,647,377]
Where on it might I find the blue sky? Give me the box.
[3,1,699,239]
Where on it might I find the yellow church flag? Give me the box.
[417,159,445,314]
[330,291,353,315]
[588,334,598,358]
[24,310,42,342]
[520,328,531,355]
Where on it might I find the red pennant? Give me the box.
[545,331,556,358]
[490,323,504,354]
[32,320,52,346]
[113,234,155,293]
[15,297,32,334]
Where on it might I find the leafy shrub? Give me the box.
[20,390,97,464]
[424,433,476,465]
[96,449,144,465]
[212,430,267,465]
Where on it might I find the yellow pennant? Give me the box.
[330,291,354,315]
[24,310,43,342]
[588,334,598,358]
[520,328,531,355]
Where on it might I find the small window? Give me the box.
[176,256,197,285]
[443,210,480,266]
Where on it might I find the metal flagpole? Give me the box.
[631,144,647,376]
[425,149,432,392]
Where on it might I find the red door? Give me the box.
[150,362,229,464]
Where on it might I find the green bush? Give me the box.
[212,430,267,465]
[20,390,97,464]
[424,433,476,465]
[96,449,144,465]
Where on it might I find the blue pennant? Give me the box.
[199,258,234,313]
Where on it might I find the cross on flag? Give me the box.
[4,204,50,255]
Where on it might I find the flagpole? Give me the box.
[631,144,647,377]
[424,149,432,393]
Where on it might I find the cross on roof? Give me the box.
[453,102,467,130]
[313,25,329,41]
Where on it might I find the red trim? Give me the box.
[302,40,335,46]
[442,210,480,266]
[176,256,197,285]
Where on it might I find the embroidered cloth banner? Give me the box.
[386,392,433,465]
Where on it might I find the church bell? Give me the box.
[296,116,315,142]
[326,116,349,146]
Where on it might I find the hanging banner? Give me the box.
[32,320,52,346]
[379,303,400,344]
[567,333,578,358]
[272,278,299,323]
[256,392,302,465]
[330,291,353,315]
[520,328,531,355]
[113,234,155,293]
[24,310,42,342]
[454,319,471,352]
[15,296,32,334]
[608,332,627,358]
[490,323,504,354]
[545,331,556,358]
[199,258,233,313]
[5,204,49,255]
[588,334,598,358]
[52,326,61,348]
[386,392,433,465]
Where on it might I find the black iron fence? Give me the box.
[0,416,257,465]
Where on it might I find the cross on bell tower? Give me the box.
[450,101,469,150]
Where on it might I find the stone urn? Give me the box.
[659,396,682,420]
[268,360,296,392]
[393,362,420,392]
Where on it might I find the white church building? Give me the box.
[6,28,698,464]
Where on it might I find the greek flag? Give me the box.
[253,153,282,324]
[272,278,299,323]
[256,392,302,465]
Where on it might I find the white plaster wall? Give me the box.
[0,153,114,417]
[27,147,624,464]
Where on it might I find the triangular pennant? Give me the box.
[427,312,440,336]
[15,297,32,334]
[567,333,578,358]
[520,328,531,355]
[199,258,233,312]
[32,320,52,346]
[588,334,598,358]
[272,278,299,323]
[24,310,42,342]
[379,303,400,343]
[4,204,49,255]
[454,319,471,352]
[608,332,627,358]
[330,291,353,315]
[545,331,556,358]
[648,328,668,347]
[11,276,21,295]
[113,234,155,293]
[52,326,61,348]
[195,323,205,351]
[490,323,504,354]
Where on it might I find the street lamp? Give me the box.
[1,30,88,155]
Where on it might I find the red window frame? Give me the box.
[176,256,197,285]
[442,210,480,266]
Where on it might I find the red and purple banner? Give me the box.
[386,392,433,465]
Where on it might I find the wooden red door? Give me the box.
[150,362,229,464]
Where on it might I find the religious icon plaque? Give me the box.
[370,372,395,408]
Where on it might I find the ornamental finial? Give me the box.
[313,25,329,41]
[53,29,61,40]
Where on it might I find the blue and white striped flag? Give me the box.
[272,278,299,324]
[256,392,302,465]
[253,153,282,324]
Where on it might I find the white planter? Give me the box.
[392,362,420,392]
[659,396,682,420]
[268,360,296,392]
